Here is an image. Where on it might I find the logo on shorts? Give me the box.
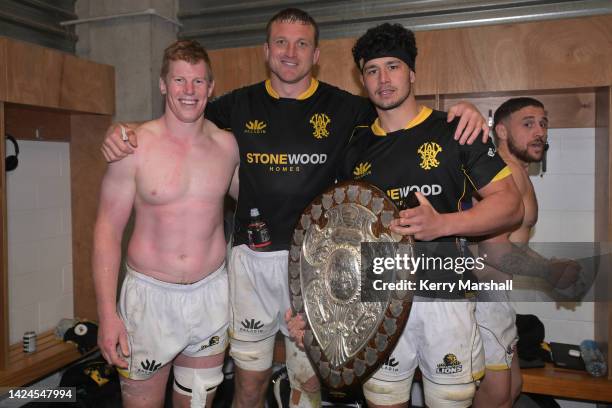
[246,120,267,134]
[488,147,496,157]
[137,358,162,375]
[382,357,399,372]
[417,142,442,170]
[310,113,330,139]
[240,318,264,334]
[198,336,221,352]
[436,353,463,375]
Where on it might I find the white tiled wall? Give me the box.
[6,140,73,344]
[512,128,597,408]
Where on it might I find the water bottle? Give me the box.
[247,208,272,251]
[580,340,607,377]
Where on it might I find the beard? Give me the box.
[372,83,412,111]
[508,137,546,163]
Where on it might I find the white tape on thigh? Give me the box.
[423,378,476,408]
[229,336,275,371]
[362,376,412,406]
[173,365,223,408]
[285,338,317,387]
[284,338,320,407]
[289,390,321,408]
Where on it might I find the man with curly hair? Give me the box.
[346,22,523,408]
[290,23,523,408]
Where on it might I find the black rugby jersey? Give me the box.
[342,107,510,297]
[342,106,509,218]
[206,79,374,251]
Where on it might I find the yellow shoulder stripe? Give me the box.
[491,165,512,182]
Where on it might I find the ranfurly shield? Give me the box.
[288,180,414,393]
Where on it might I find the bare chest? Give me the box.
[522,183,539,229]
[136,142,232,205]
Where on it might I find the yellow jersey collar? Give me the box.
[371,106,433,136]
[265,78,319,100]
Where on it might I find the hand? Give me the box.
[447,102,488,145]
[98,314,130,368]
[547,258,590,301]
[390,192,447,241]
[547,258,581,290]
[101,123,138,163]
[284,308,306,349]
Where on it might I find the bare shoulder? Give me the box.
[134,119,162,142]
[203,119,239,160]
[506,159,531,196]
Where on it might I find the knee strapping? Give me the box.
[284,338,318,391]
[284,338,320,407]
[173,365,223,408]
[423,378,476,408]
[289,389,321,408]
[362,377,412,406]
[229,336,275,371]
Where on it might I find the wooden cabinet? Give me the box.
[0,38,114,115]
[0,37,114,378]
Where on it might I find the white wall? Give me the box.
[6,140,73,344]
[513,128,595,342]
[512,127,597,408]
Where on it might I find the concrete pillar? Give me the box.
[75,0,179,121]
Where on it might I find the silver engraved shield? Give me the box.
[289,180,414,391]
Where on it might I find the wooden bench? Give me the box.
[0,330,93,387]
[522,363,612,403]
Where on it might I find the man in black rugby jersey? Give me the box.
[350,23,523,408]
[101,9,492,408]
[289,23,523,408]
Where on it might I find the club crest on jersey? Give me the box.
[310,113,330,139]
[353,162,372,179]
[417,142,442,170]
[245,119,267,134]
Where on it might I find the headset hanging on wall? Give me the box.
[5,134,19,172]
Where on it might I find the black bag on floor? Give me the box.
[516,314,551,368]
[59,358,122,407]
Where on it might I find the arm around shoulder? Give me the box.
[446,172,524,237]
[101,121,144,162]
